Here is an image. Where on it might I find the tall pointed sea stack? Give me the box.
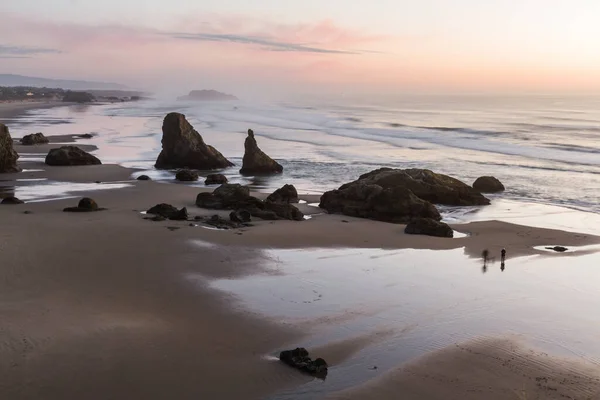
[239,129,283,175]
[155,112,233,170]
[0,124,20,173]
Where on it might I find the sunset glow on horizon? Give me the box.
[2,0,600,96]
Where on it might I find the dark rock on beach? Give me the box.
[267,184,299,204]
[279,348,328,379]
[473,176,505,193]
[405,218,454,238]
[155,112,233,170]
[320,182,440,223]
[45,146,101,166]
[546,246,568,252]
[205,215,245,229]
[63,197,106,212]
[239,129,283,175]
[78,133,94,139]
[205,173,228,185]
[0,123,20,173]
[137,175,151,181]
[230,209,251,223]
[196,183,304,221]
[147,203,188,220]
[175,169,199,182]
[20,132,49,145]
[320,168,489,223]
[1,196,24,205]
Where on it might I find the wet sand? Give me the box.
[327,337,600,400]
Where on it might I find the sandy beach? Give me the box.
[2,103,600,399]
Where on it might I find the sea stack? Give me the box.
[239,129,283,175]
[155,113,233,170]
[0,123,21,173]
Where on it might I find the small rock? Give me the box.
[45,146,101,166]
[405,218,454,238]
[473,176,505,193]
[205,173,228,185]
[1,196,24,205]
[230,209,252,223]
[267,184,299,204]
[279,348,328,379]
[137,175,151,181]
[23,210,32,214]
[20,132,49,145]
[166,226,180,231]
[546,246,568,252]
[63,197,106,212]
[147,203,188,220]
[176,169,199,182]
[78,133,94,139]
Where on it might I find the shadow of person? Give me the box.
[501,262,505,272]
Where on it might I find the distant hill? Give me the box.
[0,74,127,90]
[177,90,238,101]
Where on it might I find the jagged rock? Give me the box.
[239,129,282,175]
[1,196,24,205]
[175,169,199,182]
[0,123,20,173]
[45,146,101,166]
[230,209,251,223]
[147,203,188,220]
[320,182,440,223]
[63,197,106,212]
[546,246,568,253]
[205,173,228,185]
[137,175,151,181]
[279,348,328,379]
[267,184,299,204]
[473,176,505,193]
[155,112,233,170]
[405,218,454,238]
[20,132,49,145]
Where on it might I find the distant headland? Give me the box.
[177,90,238,101]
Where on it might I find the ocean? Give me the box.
[8,94,600,215]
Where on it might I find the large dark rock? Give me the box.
[230,209,251,223]
[45,146,101,166]
[175,169,199,182]
[320,182,440,224]
[267,184,299,204]
[213,184,251,207]
[63,91,95,103]
[239,129,283,175]
[279,348,328,379]
[405,218,454,238]
[155,112,233,170]
[0,123,20,173]
[473,176,505,193]
[147,203,188,220]
[264,201,304,221]
[63,197,106,212]
[356,168,490,206]
[1,196,24,205]
[205,173,228,185]
[20,132,49,145]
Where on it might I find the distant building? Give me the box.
[26,92,34,96]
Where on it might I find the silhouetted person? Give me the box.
[501,262,505,272]
[501,248,506,263]
[482,249,489,267]
[482,265,488,274]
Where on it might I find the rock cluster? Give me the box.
[0,123,20,172]
[20,132,49,145]
[155,113,233,170]
[239,129,283,175]
[45,146,101,166]
[279,348,328,379]
[196,184,304,221]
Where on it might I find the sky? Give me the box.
[1,0,600,97]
